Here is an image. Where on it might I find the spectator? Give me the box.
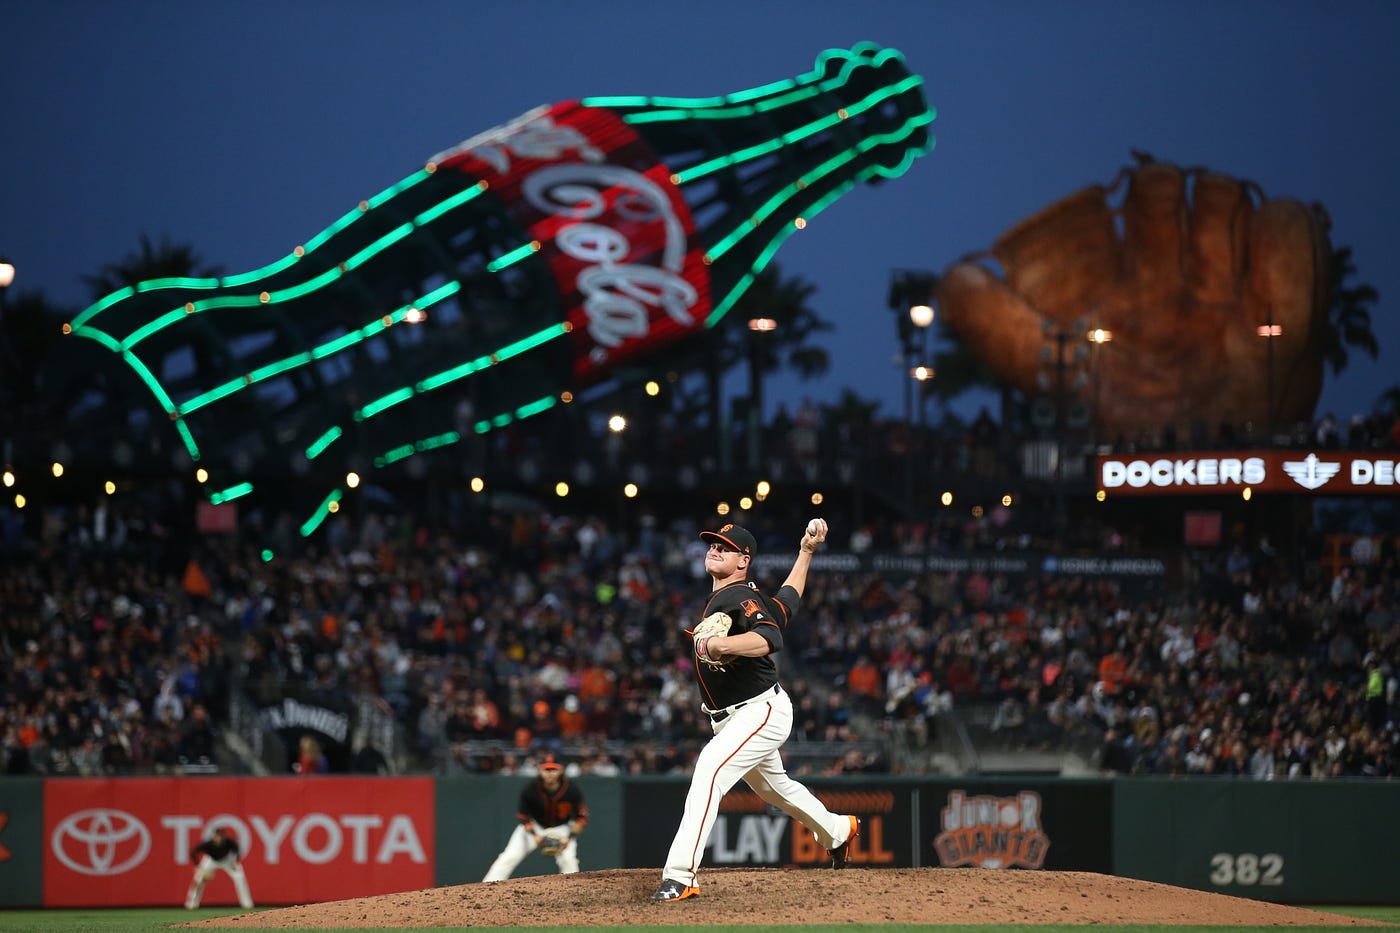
[294,735,329,775]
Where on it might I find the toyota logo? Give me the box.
[51,809,151,876]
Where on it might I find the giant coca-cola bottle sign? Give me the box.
[435,101,710,381]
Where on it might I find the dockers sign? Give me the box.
[1096,450,1400,496]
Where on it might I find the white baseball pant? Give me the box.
[482,824,579,881]
[659,684,852,889]
[185,854,254,909]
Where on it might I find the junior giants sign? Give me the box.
[1096,450,1400,496]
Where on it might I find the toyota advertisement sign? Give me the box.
[1096,449,1400,496]
[43,777,434,906]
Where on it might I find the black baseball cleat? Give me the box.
[650,879,699,902]
[829,815,861,868]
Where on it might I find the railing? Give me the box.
[959,701,1103,773]
[229,689,286,774]
[426,734,888,777]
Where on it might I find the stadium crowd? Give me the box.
[2,473,1396,782]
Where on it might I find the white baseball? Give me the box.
[806,519,822,537]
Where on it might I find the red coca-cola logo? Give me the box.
[437,102,711,382]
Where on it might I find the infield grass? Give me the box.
[0,907,1394,932]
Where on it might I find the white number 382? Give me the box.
[1209,852,1284,886]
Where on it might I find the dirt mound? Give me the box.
[182,867,1380,928]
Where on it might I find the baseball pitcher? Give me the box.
[482,755,588,881]
[650,519,859,902]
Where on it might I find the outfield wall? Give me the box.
[1,775,1394,907]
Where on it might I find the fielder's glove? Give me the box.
[537,833,569,857]
[692,611,734,670]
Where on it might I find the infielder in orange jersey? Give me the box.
[650,519,860,903]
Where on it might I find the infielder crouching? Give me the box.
[185,826,255,910]
[483,755,588,881]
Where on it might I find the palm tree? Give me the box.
[81,233,224,300]
[695,264,832,468]
[1376,386,1400,418]
[725,262,832,381]
[1322,245,1379,376]
[1,289,71,404]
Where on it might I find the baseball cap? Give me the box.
[539,754,564,773]
[700,523,756,555]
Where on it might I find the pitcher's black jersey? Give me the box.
[694,580,801,711]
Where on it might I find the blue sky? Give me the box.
[5,0,1397,426]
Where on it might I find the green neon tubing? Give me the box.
[74,166,436,335]
[515,396,556,418]
[582,45,909,117]
[677,75,923,185]
[416,431,461,452]
[313,330,366,359]
[119,350,178,417]
[305,426,343,460]
[173,419,201,462]
[486,241,537,272]
[209,482,254,505]
[369,169,433,209]
[70,287,134,330]
[706,110,932,263]
[356,387,415,421]
[344,223,414,273]
[414,185,484,225]
[220,253,300,287]
[299,489,343,538]
[138,277,221,292]
[124,308,196,348]
[415,323,565,392]
[179,286,455,415]
[350,323,563,429]
[379,443,417,466]
[70,327,123,354]
[704,125,931,331]
[179,377,245,414]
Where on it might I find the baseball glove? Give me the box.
[537,834,568,857]
[936,154,1332,437]
[692,611,734,670]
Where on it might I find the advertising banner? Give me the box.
[921,780,1113,872]
[43,777,434,907]
[751,551,1166,581]
[1096,449,1400,496]
[622,779,910,869]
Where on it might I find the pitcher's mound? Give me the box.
[182,867,1382,928]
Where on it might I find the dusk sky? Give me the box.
[6,1,1397,428]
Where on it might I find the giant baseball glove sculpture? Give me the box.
[936,155,1332,438]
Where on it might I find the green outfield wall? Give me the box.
[1113,777,1400,904]
[2,775,1396,906]
[0,778,44,907]
[434,775,624,885]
